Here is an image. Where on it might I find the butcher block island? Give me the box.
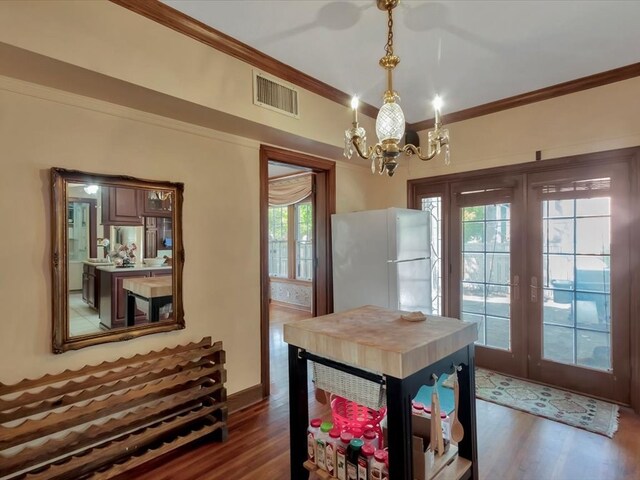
[122,276,173,326]
[284,305,479,480]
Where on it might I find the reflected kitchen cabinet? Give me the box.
[82,264,100,310]
[101,186,143,226]
[144,217,173,259]
[145,217,158,258]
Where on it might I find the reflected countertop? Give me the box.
[94,264,172,273]
[122,276,172,298]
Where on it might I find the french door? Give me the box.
[526,164,630,402]
[447,165,630,402]
[450,176,527,378]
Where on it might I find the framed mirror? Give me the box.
[51,168,184,353]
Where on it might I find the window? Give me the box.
[268,199,313,281]
[268,206,288,277]
[295,202,313,280]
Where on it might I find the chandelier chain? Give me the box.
[385,5,394,57]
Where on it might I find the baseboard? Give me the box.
[227,384,264,413]
[270,300,312,313]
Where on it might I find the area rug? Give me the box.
[443,368,619,438]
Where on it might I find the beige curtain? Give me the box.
[268,173,313,206]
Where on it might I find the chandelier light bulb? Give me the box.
[432,95,443,112]
[351,96,359,123]
[433,95,443,125]
[84,184,99,195]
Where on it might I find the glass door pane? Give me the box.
[541,197,612,370]
[461,203,511,350]
[421,196,443,315]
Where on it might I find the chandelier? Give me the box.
[151,190,172,201]
[344,0,450,177]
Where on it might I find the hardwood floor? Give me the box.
[125,305,640,480]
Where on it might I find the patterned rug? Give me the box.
[444,368,619,438]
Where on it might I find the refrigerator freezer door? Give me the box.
[387,208,430,261]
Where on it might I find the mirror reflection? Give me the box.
[67,183,174,337]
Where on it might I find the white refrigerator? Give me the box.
[332,208,432,314]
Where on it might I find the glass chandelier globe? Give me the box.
[375,100,405,142]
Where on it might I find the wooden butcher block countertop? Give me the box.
[122,276,172,299]
[283,305,478,379]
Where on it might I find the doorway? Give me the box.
[259,145,336,398]
[409,148,637,405]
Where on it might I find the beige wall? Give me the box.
[382,76,640,207]
[0,0,375,152]
[0,76,375,392]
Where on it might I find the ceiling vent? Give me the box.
[253,71,300,118]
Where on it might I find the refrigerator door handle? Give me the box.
[387,257,429,264]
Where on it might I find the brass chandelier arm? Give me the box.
[351,136,375,160]
[402,143,438,162]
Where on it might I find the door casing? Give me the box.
[259,145,336,398]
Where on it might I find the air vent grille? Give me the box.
[253,71,299,118]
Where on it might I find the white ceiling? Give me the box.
[162,1,640,123]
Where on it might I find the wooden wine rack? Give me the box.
[0,337,227,479]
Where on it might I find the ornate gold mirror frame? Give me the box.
[51,168,185,353]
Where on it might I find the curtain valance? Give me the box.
[268,173,313,206]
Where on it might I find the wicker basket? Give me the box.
[312,361,386,410]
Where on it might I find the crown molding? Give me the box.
[110,1,640,133]
[408,62,640,132]
[109,0,379,120]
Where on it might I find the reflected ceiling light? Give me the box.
[344,0,450,177]
[83,184,99,195]
[150,190,171,201]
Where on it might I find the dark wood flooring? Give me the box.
[126,305,640,480]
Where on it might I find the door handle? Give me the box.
[387,257,429,264]
[530,276,538,302]
[512,275,520,301]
